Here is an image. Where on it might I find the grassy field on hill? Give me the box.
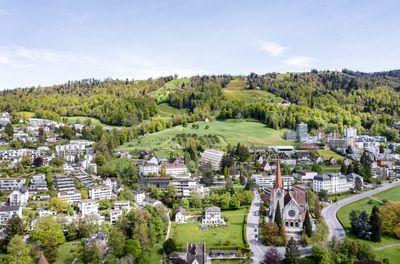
[222,79,283,103]
[149,78,190,102]
[337,186,400,251]
[116,119,291,155]
[156,103,189,119]
[316,149,346,161]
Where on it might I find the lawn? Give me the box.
[171,209,248,250]
[375,246,400,264]
[0,144,11,151]
[56,241,77,264]
[156,103,189,119]
[116,119,292,153]
[223,79,283,104]
[337,186,400,248]
[316,149,346,161]
[64,116,103,126]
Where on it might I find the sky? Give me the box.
[0,0,399,90]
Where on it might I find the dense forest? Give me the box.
[1,70,400,140]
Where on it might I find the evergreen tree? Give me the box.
[4,123,14,139]
[346,163,353,174]
[274,202,283,235]
[370,206,382,242]
[285,237,300,264]
[340,163,347,174]
[314,199,321,220]
[5,213,24,242]
[303,210,312,237]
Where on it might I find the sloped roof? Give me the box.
[38,253,49,264]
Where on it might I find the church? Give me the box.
[268,158,308,233]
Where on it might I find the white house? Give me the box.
[139,162,160,176]
[293,171,318,182]
[57,190,82,204]
[0,178,26,190]
[114,201,131,211]
[201,206,225,226]
[89,185,112,200]
[312,173,351,194]
[169,179,209,198]
[78,200,99,217]
[110,209,123,224]
[133,191,145,206]
[175,208,187,224]
[8,187,29,206]
[29,174,48,191]
[0,205,22,224]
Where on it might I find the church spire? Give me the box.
[274,157,283,189]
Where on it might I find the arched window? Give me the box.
[285,221,289,227]
[295,222,299,228]
[290,222,294,227]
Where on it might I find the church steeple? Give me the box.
[274,157,283,189]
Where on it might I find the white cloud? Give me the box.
[0,45,83,65]
[258,41,289,56]
[284,56,315,68]
[0,45,209,89]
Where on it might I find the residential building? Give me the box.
[0,205,22,224]
[186,243,209,264]
[293,171,318,182]
[89,185,112,200]
[312,173,350,194]
[297,122,308,141]
[169,179,209,197]
[53,174,75,192]
[270,146,295,155]
[175,208,187,224]
[57,190,82,204]
[328,138,350,149]
[201,206,225,226]
[284,130,298,141]
[133,191,145,206]
[252,174,294,188]
[8,187,29,206]
[78,200,99,217]
[114,201,131,211]
[139,161,160,176]
[29,174,48,191]
[200,149,224,171]
[38,207,57,217]
[0,178,25,190]
[110,209,123,224]
[162,159,188,176]
[344,127,357,139]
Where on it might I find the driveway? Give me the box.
[322,181,400,241]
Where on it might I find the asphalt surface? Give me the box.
[322,181,400,241]
[246,190,312,263]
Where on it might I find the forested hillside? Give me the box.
[1,70,400,140]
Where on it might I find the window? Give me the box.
[288,210,296,217]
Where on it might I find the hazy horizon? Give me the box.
[0,0,399,90]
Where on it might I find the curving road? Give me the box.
[247,190,312,263]
[322,181,400,241]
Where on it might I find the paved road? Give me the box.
[246,191,312,263]
[322,181,400,241]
